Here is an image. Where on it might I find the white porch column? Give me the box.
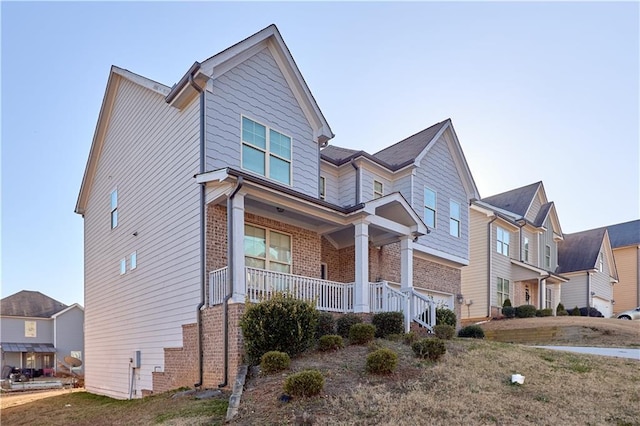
[553,284,561,315]
[230,192,246,304]
[400,236,414,292]
[540,278,547,310]
[354,220,370,313]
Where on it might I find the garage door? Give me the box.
[592,297,612,318]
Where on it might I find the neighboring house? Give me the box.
[461,182,568,321]
[0,290,84,375]
[557,228,618,317]
[607,220,640,314]
[75,25,479,399]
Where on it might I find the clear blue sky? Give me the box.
[2,2,638,306]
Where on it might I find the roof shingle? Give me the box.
[556,228,606,274]
[481,182,542,217]
[1,290,68,318]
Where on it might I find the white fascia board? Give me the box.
[472,200,521,222]
[413,243,469,267]
[414,122,449,167]
[442,124,481,200]
[112,66,171,96]
[366,215,411,236]
[196,169,230,185]
[51,304,84,318]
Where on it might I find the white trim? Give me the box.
[413,243,469,267]
[424,186,437,229]
[449,199,461,238]
[373,180,384,199]
[240,115,293,186]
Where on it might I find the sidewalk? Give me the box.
[534,346,640,360]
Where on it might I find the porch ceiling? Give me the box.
[510,259,568,284]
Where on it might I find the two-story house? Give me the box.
[461,182,568,321]
[1,290,84,375]
[607,220,640,314]
[75,25,478,399]
[556,227,618,317]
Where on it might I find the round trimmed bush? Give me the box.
[372,312,404,338]
[317,334,344,352]
[240,293,319,364]
[436,308,457,327]
[556,303,568,316]
[433,324,455,340]
[283,370,324,397]
[502,298,512,308]
[411,338,446,361]
[571,306,581,316]
[316,312,336,338]
[536,308,553,317]
[457,325,485,339]
[260,351,290,374]
[515,304,537,318]
[349,323,376,344]
[336,314,362,338]
[366,348,398,374]
[502,306,516,318]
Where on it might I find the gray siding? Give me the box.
[590,243,614,303]
[461,209,489,318]
[338,167,356,207]
[83,77,200,399]
[539,218,558,270]
[0,317,53,343]
[393,174,412,204]
[522,228,538,266]
[319,166,339,205]
[205,48,317,196]
[412,131,469,260]
[525,190,543,222]
[561,273,588,309]
[54,307,84,373]
[360,166,391,202]
[491,223,513,308]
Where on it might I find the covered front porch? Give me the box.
[510,259,568,313]
[199,168,437,331]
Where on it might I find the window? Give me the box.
[25,353,36,369]
[424,187,436,228]
[120,258,126,275]
[319,176,326,200]
[497,277,510,306]
[241,116,291,185]
[373,180,384,199]
[449,200,461,237]
[320,263,328,280]
[130,251,137,270]
[110,189,118,229]
[244,224,291,273]
[598,252,603,272]
[545,288,552,309]
[524,237,529,262]
[544,245,551,269]
[25,321,36,337]
[496,227,510,256]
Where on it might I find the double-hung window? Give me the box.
[545,288,552,309]
[449,200,461,237]
[544,245,551,269]
[244,224,292,273]
[497,277,510,306]
[373,180,384,199]
[319,176,326,200]
[110,189,118,229]
[241,116,291,185]
[424,187,436,228]
[496,227,510,256]
[524,237,529,262]
[598,252,603,272]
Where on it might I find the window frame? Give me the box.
[373,180,384,199]
[319,176,326,200]
[244,223,293,273]
[241,115,292,185]
[110,189,118,229]
[496,227,510,256]
[544,245,551,269]
[598,252,603,272]
[497,277,510,306]
[524,237,529,262]
[424,187,437,229]
[130,251,137,270]
[449,200,461,237]
[120,258,126,275]
[545,287,552,309]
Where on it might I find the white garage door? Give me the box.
[592,297,612,318]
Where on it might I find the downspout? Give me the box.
[487,216,498,318]
[351,159,360,204]
[219,176,244,389]
[190,75,206,389]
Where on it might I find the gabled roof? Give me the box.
[1,290,68,318]
[481,182,542,217]
[533,202,554,227]
[607,219,640,248]
[320,146,362,164]
[373,120,448,169]
[556,228,608,274]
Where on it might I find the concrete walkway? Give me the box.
[534,346,640,360]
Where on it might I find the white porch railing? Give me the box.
[208,267,436,330]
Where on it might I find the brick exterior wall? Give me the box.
[152,323,198,393]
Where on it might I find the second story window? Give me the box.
[544,245,551,269]
[524,237,529,262]
[598,252,603,272]
[110,189,118,229]
[241,116,291,185]
[449,200,460,237]
[319,176,326,200]
[374,180,384,199]
[424,187,436,228]
[497,227,510,256]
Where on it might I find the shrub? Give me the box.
[240,293,319,364]
[571,306,581,316]
[579,307,604,318]
[366,348,398,374]
[537,308,553,317]
[349,323,376,344]
[433,324,455,340]
[403,332,418,345]
[515,304,537,318]
[436,307,457,327]
[385,333,405,342]
[316,312,336,338]
[317,335,344,352]
[457,325,485,339]
[411,338,446,361]
[283,370,324,397]
[367,340,384,352]
[372,312,404,338]
[260,351,290,374]
[502,298,512,308]
[557,303,568,316]
[502,306,516,318]
[336,314,362,338]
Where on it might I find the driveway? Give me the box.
[534,346,640,360]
